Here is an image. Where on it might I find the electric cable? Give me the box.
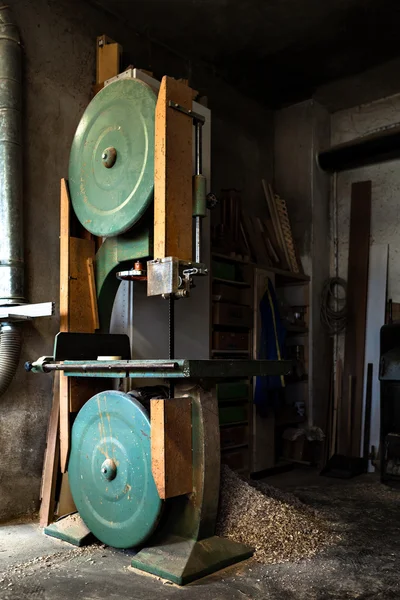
[320,277,347,335]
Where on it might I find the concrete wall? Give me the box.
[331,93,400,303]
[274,100,331,427]
[0,0,274,521]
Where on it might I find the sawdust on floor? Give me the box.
[216,466,338,564]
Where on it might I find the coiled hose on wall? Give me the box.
[320,277,347,336]
[0,323,21,397]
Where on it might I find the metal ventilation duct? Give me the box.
[0,3,23,398]
[0,2,24,306]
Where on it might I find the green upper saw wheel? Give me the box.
[68,78,156,237]
[68,390,163,548]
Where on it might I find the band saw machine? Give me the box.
[27,71,290,584]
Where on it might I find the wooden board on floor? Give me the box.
[40,372,60,527]
[154,76,193,260]
[151,397,192,499]
[340,180,371,456]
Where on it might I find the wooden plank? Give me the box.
[275,196,300,273]
[341,180,371,456]
[59,375,69,473]
[262,180,290,270]
[87,257,99,331]
[59,180,71,475]
[347,375,354,455]
[363,363,373,465]
[61,238,97,471]
[69,237,96,332]
[151,397,192,499]
[59,180,99,473]
[249,216,271,265]
[40,372,60,527]
[60,179,70,332]
[96,35,121,84]
[58,473,76,518]
[154,76,193,260]
[257,218,279,263]
[331,358,342,458]
[69,378,107,413]
[263,218,287,267]
[361,244,388,470]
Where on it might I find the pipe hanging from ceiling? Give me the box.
[0,2,23,397]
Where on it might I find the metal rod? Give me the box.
[195,216,201,263]
[41,361,178,373]
[195,122,202,175]
[168,296,175,361]
[168,295,175,398]
[194,121,203,264]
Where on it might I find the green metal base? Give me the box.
[44,514,93,547]
[131,535,253,585]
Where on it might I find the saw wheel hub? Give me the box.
[68,390,163,548]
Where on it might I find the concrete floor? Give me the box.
[1,468,400,599]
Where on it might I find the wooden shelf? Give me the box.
[219,420,249,428]
[212,276,251,288]
[218,398,249,405]
[275,416,305,426]
[280,457,312,466]
[212,349,251,355]
[221,443,249,452]
[285,325,308,333]
[285,377,308,386]
[212,252,252,264]
[212,252,310,283]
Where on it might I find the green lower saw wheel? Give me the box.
[68,390,163,548]
[68,78,156,237]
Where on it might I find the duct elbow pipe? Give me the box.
[0,323,21,397]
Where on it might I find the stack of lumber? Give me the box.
[238,180,302,273]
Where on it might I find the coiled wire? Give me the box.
[320,277,347,335]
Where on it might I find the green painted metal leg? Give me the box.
[131,382,254,585]
[44,514,93,547]
[132,536,253,585]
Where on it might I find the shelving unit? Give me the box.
[211,255,254,475]
[273,276,310,467]
[211,252,310,476]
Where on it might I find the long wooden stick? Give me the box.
[40,372,60,527]
[331,358,342,457]
[59,179,70,474]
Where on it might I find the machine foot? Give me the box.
[131,535,253,585]
[44,513,93,547]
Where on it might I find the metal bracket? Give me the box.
[147,257,207,298]
[168,101,205,125]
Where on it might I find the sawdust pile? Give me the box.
[217,466,337,564]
